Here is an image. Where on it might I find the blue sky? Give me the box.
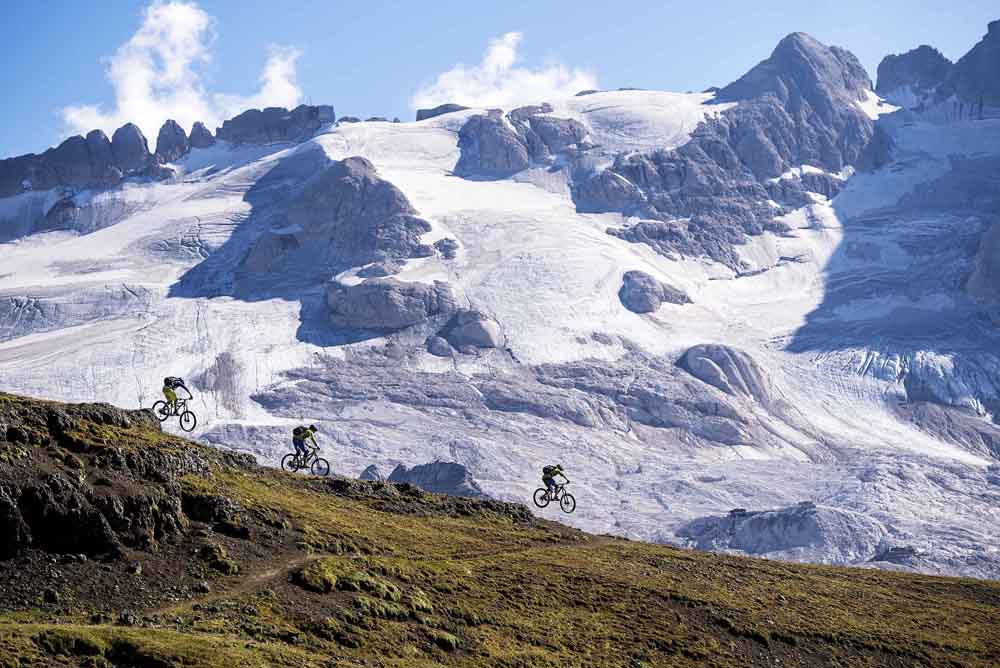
[2,0,996,157]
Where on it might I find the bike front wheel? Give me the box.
[281,453,300,472]
[311,458,330,477]
[532,488,550,508]
[151,401,170,422]
[560,493,576,514]
[179,410,197,432]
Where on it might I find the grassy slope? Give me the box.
[0,392,998,668]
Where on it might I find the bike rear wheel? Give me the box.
[311,458,330,477]
[532,488,550,508]
[560,493,576,514]
[179,410,197,432]
[151,401,170,422]
[280,453,300,472]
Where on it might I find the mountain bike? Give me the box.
[151,397,198,432]
[281,444,330,477]
[533,482,576,514]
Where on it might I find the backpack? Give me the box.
[542,465,558,478]
[292,426,306,438]
[163,376,184,389]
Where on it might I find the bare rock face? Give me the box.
[387,462,484,497]
[678,344,773,405]
[876,45,952,108]
[966,221,1000,326]
[111,123,152,174]
[945,20,1000,109]
[415,103,469,121]
[359,464,383,481]
[442,310,503,349]
[619,270,690,313]
[455,111,531,179]
[189,121,216,149]
[326,278,458,330]
[155,119,190,162]
[216,104,330,144]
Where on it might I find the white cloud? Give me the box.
[410,32,598,111]
[61,1,303,144]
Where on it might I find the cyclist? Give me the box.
[542,463,568,498]
[292,424,319,466]
[162,376,191,413]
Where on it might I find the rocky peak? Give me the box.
[110,123,151,174]
[216,104,333,145]
[154,119,190,163]
[876,45,952,103]
[415,103,470,121]
[945,19,1000,108]
[189,121,215,149]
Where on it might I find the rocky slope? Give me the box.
[0,392,998,668]
[1,24,1000,581]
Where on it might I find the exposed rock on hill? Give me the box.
[387,461,484,497]
[876,45,952,107]
[326,279,458,330]
[619,270,690,313]
[111,123,152,174]
[678,344,773,405]
[945,20,1000,108]
[216,104,334,144]
[441,310,503,350]
[154,119,190,162]
[188,121,216,148]
[415,103,470,121]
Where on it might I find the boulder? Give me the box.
[155,119,190,162]
[442,310,503,349]
[425,335,453,358]
[359,465,383,481]
[326,278,458,330]
[618,270,690,313]
[415,103,470,121]
[111,123,152,173]
[388,462,484,497]
[678,344,773,405]
[189,121,215,148]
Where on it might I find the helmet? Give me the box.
[310,424,317,431]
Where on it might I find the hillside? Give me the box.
[0,392,998,668]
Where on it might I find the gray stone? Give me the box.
[678,344,773,405]
[944,20,1000,109]
[455,111,530,179]
[216,104,328,144]
[326,278,458,330]
[111,123,152,173]
[388,462,484,497]
[426,335,453,358]
[433,238,459,259]
[337,116,361,124]
[357,260,402,278]
[415,103,470,121]
[442,310,503,349]
[155,120,189,162]
[618,270,690,313]
[876,45,952,107]
[359,464,383,481]
[189,121,215,149]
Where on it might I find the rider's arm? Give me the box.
[308,434,319,449]
[180,384,193,400]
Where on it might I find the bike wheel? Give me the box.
[151,401,170,422]
[532,488,550,508]
[179,410,197,432]
[311,458,330,477]
[281,453,300,472]
[560,493,576,514]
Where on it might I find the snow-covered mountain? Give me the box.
[2,24,1000,578]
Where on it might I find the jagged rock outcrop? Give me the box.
[111,123,152,174]
[416,103,470,121]
[387,462,484,497]
[678,344,773,405]
[944,20,1000,109]
[216,104,333,144]
[359,464,383,481]
[0,131,123,199]
[189,121,215,148]
[154,120,190,162]
[618,270,691,313]
[441,310,503,350]
[876,45,952,108]
[327,279,458,330]
[676,502,889,563]
[241,155,435,284]
[578,32,875,269]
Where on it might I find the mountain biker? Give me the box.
[162,376,191,413]
[292,425,319,465]
[542,463,568,497]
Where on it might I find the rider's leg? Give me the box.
[292,438,308,464]
[545,478,557,497]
